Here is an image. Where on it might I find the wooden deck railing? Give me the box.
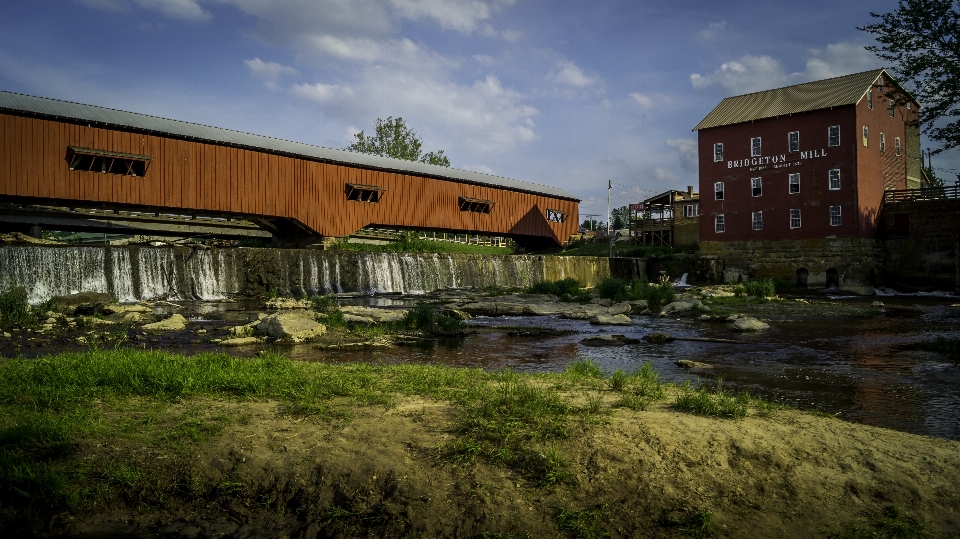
[883,185,960,203]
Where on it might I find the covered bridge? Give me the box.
[0,91,579,248]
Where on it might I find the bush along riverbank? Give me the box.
[0,350,957,538]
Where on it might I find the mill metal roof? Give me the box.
[693,69,908,131]
[0,90,578,201]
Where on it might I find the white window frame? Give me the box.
[789,173,800,194]
[683,204,698,218]
[788,131,799,153]
[751,177,762,197]
[830,205,842,227]
[889,100,895,117]
[895,137,901,156]
[714,181,724,201]
[862,126,869,147]
[828,125,840,147]
[790,209,801,229]
[829,169,841,190]
[713,143,723,162]
[752,211,763,231]
[751,137,762,157]
[715,214,725,233]
[867,90,873,109]
[880,132,886,152]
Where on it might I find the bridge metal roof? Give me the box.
[693,69,912,131]
[0,90,578,201]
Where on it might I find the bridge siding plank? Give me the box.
[1,114,577,244]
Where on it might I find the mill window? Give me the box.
[888,100,895,117]
[715,214,725,233]
[867,90,873,109]
[67,146,150,177]
[830,206,842,227]
[829,169,841,190]
[828,125,840,147]
[880,133,886,152]
[751,137,762,157]
[752,211,763,231]
[714,182,724,201]
[713,143,724,162]
[683,204,699,218]
[751,177,762,197]
[788,131,799,153]
[790,209,801,229]
[895,137,901,156]
[862,126,869,147]
[789,173,800,194]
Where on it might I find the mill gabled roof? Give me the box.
[693,69,913,131]
[0,90,578,201]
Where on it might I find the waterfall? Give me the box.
[0,245,610,304]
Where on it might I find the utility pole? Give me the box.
[607,180,614,258]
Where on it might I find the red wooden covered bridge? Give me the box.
[0,91,579,249]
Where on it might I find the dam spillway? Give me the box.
[0,245,611,304]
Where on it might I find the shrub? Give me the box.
[309,294,335,312]
[0,287,33,326]
[402,303,464,336]
[595,277,628,303]
[527,278,581,297]
[744,278,776,298]
[644,281,675,312]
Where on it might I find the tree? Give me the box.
[610,206,630,230]
[860,1,960,154]
[581,219,604,231]
[346,116,451,166]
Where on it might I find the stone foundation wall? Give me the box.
[699,239,884,294]
[882,199,960,292]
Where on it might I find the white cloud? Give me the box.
[651,166,682,184]
[244,58,298,89]
[549,60,599,88]
[387,0,517,33]
[462,163,495,174]
[804,42,881,80]
[696,21,727,41]
[293,72,538,153]
[629,92,673,109]
[499,28,522,42]
[666,138,697,174]
[473,54,495,65]
[78,0,210,20]
[690,41,883,96]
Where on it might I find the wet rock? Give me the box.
[589,314,633,326]
[700,288,735,298]
[561,304,610,320]
[628,300,648,313]
[438,308,471,321]
[143,314,188,331]
[220,336,262,347]
[79,316,116,326]
[677,360,712,369]
[256,312,326,342]
[265,297,312,310]
[340,306,408,323]
[108,312,143,324]
[643,332,676,343]
[661,300,708,314]
[101,303,152,315]
[732,317,769,332]
[607,302,633,316]
[591,298,613,307]
[50,292,114,315]
[580,334,640,346]
[871,301,884,307]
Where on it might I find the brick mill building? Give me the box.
[693,69,923,290]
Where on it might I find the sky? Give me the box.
[1,0,939,223]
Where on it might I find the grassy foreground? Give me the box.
[0,350,954,538]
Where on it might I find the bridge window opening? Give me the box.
[825,268,840,289]
[796,268,809,287]
[345,183,384,203]
[546,209,567,223]
[67,146,149,177]
[459,197,494,214]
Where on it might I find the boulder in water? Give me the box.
[677,360,712,369]
[220,336,262,347]
[256,312,326,342]
[642,332,675,344]
[50,292,114,315]
[265,297,313,310]
[589,314,633,326]
[143,314,188,331]
[731,317,769,332]
[580,334,640,346]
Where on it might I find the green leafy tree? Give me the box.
[859,1,960,154]
[611,206,630,230]
[581,219,604,231]
[346,116,451,166]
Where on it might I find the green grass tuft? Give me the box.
[828,505,926,539]
[556,502,612,538]
[673,380,748,419]
[744,278,776,298]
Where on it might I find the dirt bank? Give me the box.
[13,392,959,538]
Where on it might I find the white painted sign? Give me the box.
[727,149,828,173]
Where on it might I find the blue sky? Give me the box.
[1,0,929,222]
